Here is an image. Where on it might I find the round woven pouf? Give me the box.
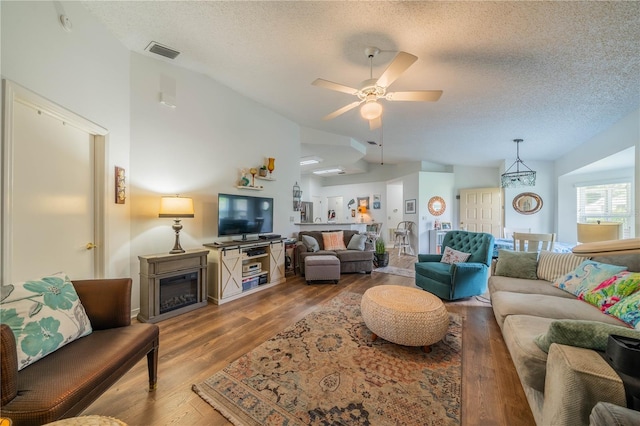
[361,285,449,352]
[43,416,127,426]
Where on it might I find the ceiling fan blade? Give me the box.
[312,78,359,95]
[369,116,382,130]
[386,90,443,102]
[376,51,418,88]
[323,100,362,120]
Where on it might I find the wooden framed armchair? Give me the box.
[414,230,495,300]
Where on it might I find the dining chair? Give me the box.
[512,232,556,252]
[503,227,531,239]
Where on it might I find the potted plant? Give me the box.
[258,165,268,177]
[374,237,389,267]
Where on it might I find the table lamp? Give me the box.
[577,221,621,244]
[159,196,194,253]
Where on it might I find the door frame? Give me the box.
[2,80,108,284]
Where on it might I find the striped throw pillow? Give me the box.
[322,231,346,251]
[537,251,585,282]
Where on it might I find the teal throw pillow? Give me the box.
[0,272,92,370]
[534,319,640,353]
[552,260,627,297]
[347,234,366,251]
[494,250,538,280]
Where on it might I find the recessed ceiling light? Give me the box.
[313,168,343,175]
[300,156,322,166]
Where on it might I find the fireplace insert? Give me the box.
[159,272,198,314]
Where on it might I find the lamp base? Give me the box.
[169,219,186,254]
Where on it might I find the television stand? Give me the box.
[203,238,286,305]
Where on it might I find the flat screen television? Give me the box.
[217,193,274,241]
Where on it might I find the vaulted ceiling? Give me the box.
[82,1,640,174]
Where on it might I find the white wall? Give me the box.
[556,108,639,238]
[1,1,132,277]
[129,53,301,311]
[418,172,455,253]
[502,160,556,234]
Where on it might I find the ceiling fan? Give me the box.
[312,47,443,130]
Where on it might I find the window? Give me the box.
[576,181,633,238]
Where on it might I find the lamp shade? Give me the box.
[159,196,194,218]
[358,206,367,213]
[577,222,621,243]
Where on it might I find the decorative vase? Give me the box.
[267,157,275,176]
[249,167,258,187]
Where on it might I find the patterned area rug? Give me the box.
[373,265,415,278]
[193,291,462,425]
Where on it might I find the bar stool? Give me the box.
[394,221,415,255]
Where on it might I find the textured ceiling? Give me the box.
[81,1,640,173]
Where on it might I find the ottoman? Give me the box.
[305,255,340,284]
[361,285,449,352]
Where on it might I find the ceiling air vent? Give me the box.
[145,42,180,59]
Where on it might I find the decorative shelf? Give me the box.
[236,185,263,191]
[256,176,276,181]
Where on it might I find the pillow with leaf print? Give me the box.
[0,272,92,370]
[581,272,640,311]
[606,291,640,330]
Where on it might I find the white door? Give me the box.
[2,81,107,284]
[459,187,503,237]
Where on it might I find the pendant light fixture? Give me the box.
[501,139,536,188]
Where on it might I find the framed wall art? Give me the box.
[373,194,381,209]
[115,166,126,204]
[357,197,370,210]
[405,199,416,214]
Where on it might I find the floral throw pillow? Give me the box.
[552,260,627,297]
[322,231,347,251]
[581,272,640,311]
[606,291,640,330]
[0,272,92,370]
[440,246,471,265]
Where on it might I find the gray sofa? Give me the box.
[489,251,640,426]
[295,230,373,275]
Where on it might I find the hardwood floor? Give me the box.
[82,252,535,425]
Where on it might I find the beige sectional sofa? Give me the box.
[489,250,640,426]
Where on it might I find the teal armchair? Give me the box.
[415,230,495,300]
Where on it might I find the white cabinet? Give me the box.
[205,239,286,305]
[429,230,449,254]
[218,247,243,298]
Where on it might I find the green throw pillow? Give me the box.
[494,250,538,279]
[534,319,640,353]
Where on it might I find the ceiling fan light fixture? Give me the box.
[360,96,382,120]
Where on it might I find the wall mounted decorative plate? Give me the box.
[428,196,446,216]
[513,192,542,215]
